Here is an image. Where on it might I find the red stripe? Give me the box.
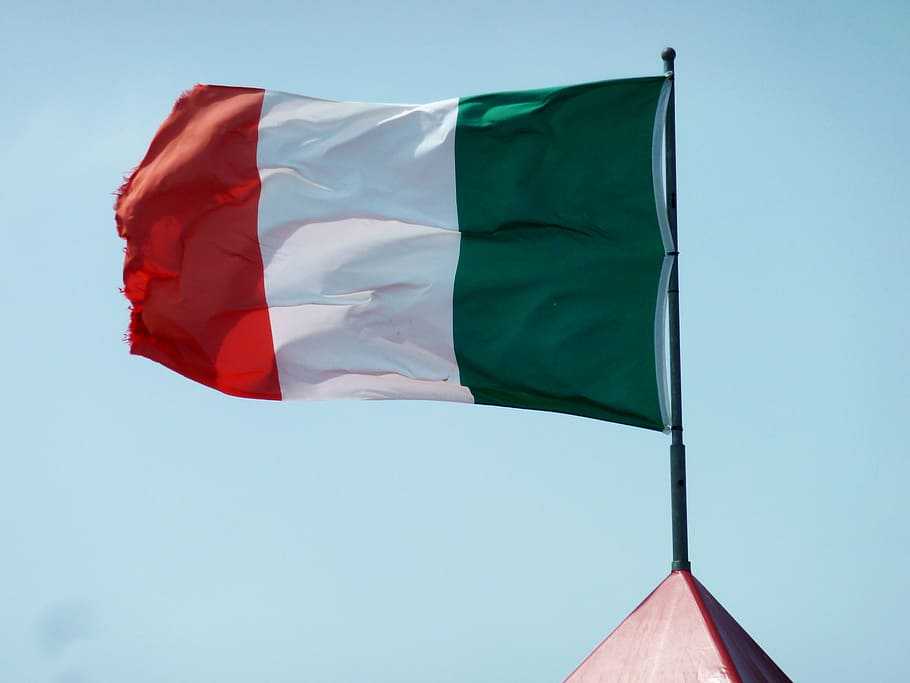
[116,85,281,399]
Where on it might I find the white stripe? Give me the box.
[652,78,673,432]
[651,79,675,255]
[256,91,472,403]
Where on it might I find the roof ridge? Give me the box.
[679,570,743,683]
[560,573,673,682]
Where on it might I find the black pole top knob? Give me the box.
[661,47,676,63]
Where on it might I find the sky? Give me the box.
[1,1,908,681]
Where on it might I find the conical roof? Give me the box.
[563,571,791,682]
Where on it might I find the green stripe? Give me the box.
[452,76,668,430]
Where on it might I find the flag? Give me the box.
[116,77,672,430]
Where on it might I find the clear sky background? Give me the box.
[2,1,908,681]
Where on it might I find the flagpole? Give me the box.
[662,47,690,572]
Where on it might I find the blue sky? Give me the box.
[2,1,908,681]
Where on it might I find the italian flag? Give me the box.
[116,76,672,431]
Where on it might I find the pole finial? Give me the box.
[661,47,676,63]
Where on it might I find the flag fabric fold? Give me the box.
[117,76,672,430]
